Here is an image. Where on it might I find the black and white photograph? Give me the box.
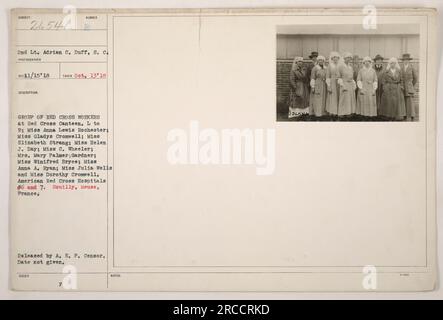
[276,24,420,121]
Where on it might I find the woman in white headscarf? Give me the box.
[309,55,327,117]
[356,56,378,118]
[337,52,357,117]
[325,52,341,117]
[379,57,406,120]
[288,56,309,118]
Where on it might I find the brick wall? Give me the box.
[276,60,293,114]
[276,60,296,114]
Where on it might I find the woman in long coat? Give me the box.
[309,55,327,117]
[356,56,378,118]
[337,52,357,116]
[325,52,341,116]
[288,56,309,118]
[379,57,406,120]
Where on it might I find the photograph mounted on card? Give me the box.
[9,8,437,292]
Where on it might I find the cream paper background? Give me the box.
[113,15,427,268]
[2,2,441,297]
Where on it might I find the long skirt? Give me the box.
[325,81,339,115]
[404,96,416,118]
[310,81,327,117]
[288,83,309,118]
[337,81,356,115]
[356,90,377,117]
[379,85,406,118]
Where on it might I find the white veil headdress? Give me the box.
[291,56,304,71]
[326,52,341,87]
[361,56,373,70]
[386,57,400,72]
[328,51,341,66]
[340,52,353,67]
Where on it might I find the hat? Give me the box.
[317,55,326,61]
[293,56,304,63]
[374,54,384,61]
[309,51,319,59]
[343,52,353,59]
[362,56,372,63]
[401,53,413,60]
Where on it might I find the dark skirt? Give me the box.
[379,83,406,118]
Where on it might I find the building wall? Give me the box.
[277,34,420,60]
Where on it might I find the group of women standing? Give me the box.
[288,51,417,121]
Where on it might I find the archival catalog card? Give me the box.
[9,8,438,291]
